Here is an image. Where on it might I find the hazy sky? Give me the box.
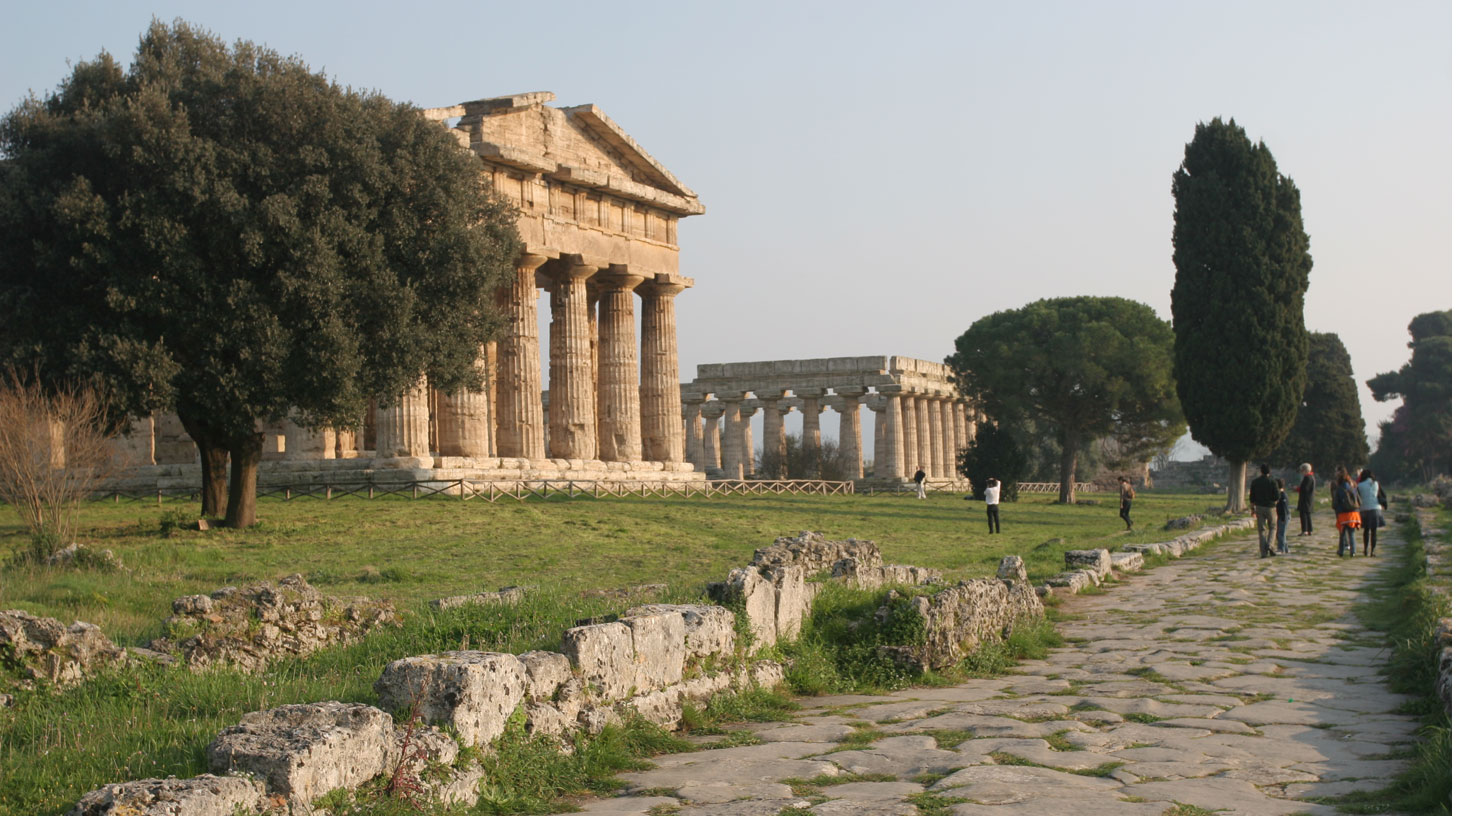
[2,1,1450,458]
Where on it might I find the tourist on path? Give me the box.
[1118,476,1135,531]
[1275,478,1290,554]
[1249,463,1281,558]
[1330,466,1361,557]
[1355,468,1385,557]
[913,465,927,499]
[1297,463,1316,536]
[985,477,1001,533]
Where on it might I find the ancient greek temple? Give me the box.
[109,92,707,489]
[681,356,980,481]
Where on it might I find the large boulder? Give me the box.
[0,610,127,690]
[374,651,527,747]
[207,702,395,808]
[69,775,266,816]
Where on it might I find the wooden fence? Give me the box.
[863,480,1094,495]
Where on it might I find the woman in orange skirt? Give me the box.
[1330,466,1361,557]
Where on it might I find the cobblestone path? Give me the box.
[582,526,1418,816]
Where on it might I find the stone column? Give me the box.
[966,404,979,447]
[283,414,335,460]
[700,401,723,472]
[900,394,919,476]
[761,397,790,478]
[683,396,705,470]
[639,275,688,463]
[547,256,599,460]
[927,397,944,478]
[799,390,824,457]
[940,397,958,478]
[884,390,907,480]
[495,253,548,460]
[720,395,744,479]
[916,397,928,475]
[483,341,498,456]
[866,396,887,479]
[437,348,491,458]
[376,376,431,463]
[595,266,644,462]
[835,387,866,479]
[335,428,358,459]
[739,401,758,477]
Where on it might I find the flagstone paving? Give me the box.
[582,526,1417,815]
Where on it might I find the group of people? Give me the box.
[1249,462,1386,559]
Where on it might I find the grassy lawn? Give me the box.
[0,489,1221,645]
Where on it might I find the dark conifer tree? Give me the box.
[1270,333,1368,475]
[1368,311,1452,482]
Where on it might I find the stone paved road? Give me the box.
[583,526,1416,815]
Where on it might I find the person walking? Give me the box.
[1118,476,1135,531]
[1275,478,1290,554]
[1355,468,1384,556]
[913,465,927,499]
[1330,467,1361,557]
[1249,463,1281,558]
[985,477,1001,533]
[1297,463,1316,536]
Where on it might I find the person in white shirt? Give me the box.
[985,477,1001,533]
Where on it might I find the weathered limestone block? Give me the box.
[374,651,527,747]
[563,621,636,699]
[680,673,734,702]
[622,686,683,728]
[625,604,736,659]
[430,586,526,611]
[1064,549,1112,578]
[525,701,577,738]
[710,566,777,650]
[1109,551,1145,573]
[1122,543,1164,557]
[1164,514,1203,530]
[621,611,687,691]
[207,702,395,807]
[68,775,266,816]
[877,565,944,586]
[577,704,623,734]
[996,555,1027,582]
[518,650,573,702]
[891,577,1045,671]
[830,557,884,588]
[0,610,127,689]
[763,565,809,640]
[1044,571,1092,593]
[752,530,883,575]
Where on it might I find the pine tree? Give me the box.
[1270,333,1368,475]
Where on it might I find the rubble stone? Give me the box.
[621,611,687,691]
[68,774,266,816]
[374,651,527,747]
[625,603,736,659]
[564,621,637,699]
[997,555,1027,582]
[0,609,127,689]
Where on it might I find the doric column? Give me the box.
[883,390,907,480]
[283,413,335,460]
[437,348,491,458]
[595,266,644,462]
[483,341,498,456]
[952,398,968,467]
[700,401,723,472]
[866,396,887,479]
[376,376,431,461]
[761,396,790,478]
[683,398,705,471]
[799,390,824,456]
[495,253,548,459]
[720,394,744,478]
[915,395,933,476]
[940,397,958,477]
[966,404,979,447]
[739,401,758,477]
[547,256,600,460]
[927,397,944,478]
[335,427,358,459]
[639,275,688,463]
[900,394,919,476]
[835,387,866,478]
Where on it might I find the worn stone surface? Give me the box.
[564,621,637,699]
[751,530,882,574]
[1064,548,1112,578]
[712,566,777,650]
[625,603,736,659]
[207,701,395,807]
[374,650,527,746]
[0,609,127,690]
[430,585,526,611]
[68,774,266,816]
[622,610,687,691]
[996,555,1027,582]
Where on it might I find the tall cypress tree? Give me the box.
[1270,332,1368,475]
[1171,118,1312,511]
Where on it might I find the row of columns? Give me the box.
[682,389,975,481]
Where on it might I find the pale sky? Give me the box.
[2,1,1450,459]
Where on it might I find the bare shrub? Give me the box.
[757,433,847,480]
[0,375,114,561]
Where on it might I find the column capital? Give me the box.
[518,250,554,272]
[636,272,692,297]
[680,391,707,406]
[699,402,725,419]
[547,253,606,282]
[833,386,868,398]
[595,262,646,291]
[864,394,888,411]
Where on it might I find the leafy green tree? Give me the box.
[1368,310,1451,482]
[1171,118,1312,511]
[0,21,521,526]
[957,422,1027,502]
[1269,333,1368,475]
[947,296,1186,503]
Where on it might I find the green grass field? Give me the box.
[0,489,1220,645]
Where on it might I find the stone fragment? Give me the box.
[517,649,573,701]
[0,609,127,689]
[375,650,527,747]
[1065,548,1113,578]
[751,530,883,574]
[564,621,637,699]
[430,586,526,610]
[1109,551,1144,572]
[712,566,777,650]
[764,565,809,639]
[68,775,266,816]
[625,603,736,659]
[622,610,687,690]
[996,555,1027,582]
[207,702,395,807]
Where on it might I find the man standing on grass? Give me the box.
[985,477,1002,533]
[914,465,927,499]
[1249,463,1281,558]
[1118,476,1135,531]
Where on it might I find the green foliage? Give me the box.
[0,20,521,524]
[947,296,1186,502]
[1170,118,1312,466]
[781,583,930,694]
[1368,311,1451,483]
[961,619,1062,677]
[1269,333,1368,473]
[957,423,1026,501]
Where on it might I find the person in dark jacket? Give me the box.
[1249,463,1281,558]
[1275,478,1290,554]
[1330,467,1361,557]
[1297,463,1316,536]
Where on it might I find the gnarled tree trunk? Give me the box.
[178,412,229,518]
[1226,458,1247,513]
[1058,428,1080,504]
[224,432,263,528]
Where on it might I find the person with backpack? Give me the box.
[913,465,927,499]
[1275,478,1291,554]
[1330,467,1361,557]
[1355,468,1385,557]
[1118,476,1135,531]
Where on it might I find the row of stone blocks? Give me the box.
[1033,516,1258,596]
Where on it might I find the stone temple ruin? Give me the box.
[105,92,707,490]
[682,356,979,480]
